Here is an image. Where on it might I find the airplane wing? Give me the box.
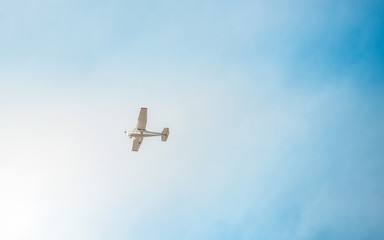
[136,108,147,130]
[132,137,143,151]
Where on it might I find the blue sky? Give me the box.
[1,0,383,239]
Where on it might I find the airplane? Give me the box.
[124,107,169,151]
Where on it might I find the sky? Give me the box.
[0,0,384,239]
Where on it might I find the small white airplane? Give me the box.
[125,107,169,151]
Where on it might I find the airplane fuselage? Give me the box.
[125,129,164,138]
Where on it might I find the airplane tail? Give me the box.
[161,128,169,141]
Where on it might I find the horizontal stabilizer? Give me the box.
[161,128,169,141]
